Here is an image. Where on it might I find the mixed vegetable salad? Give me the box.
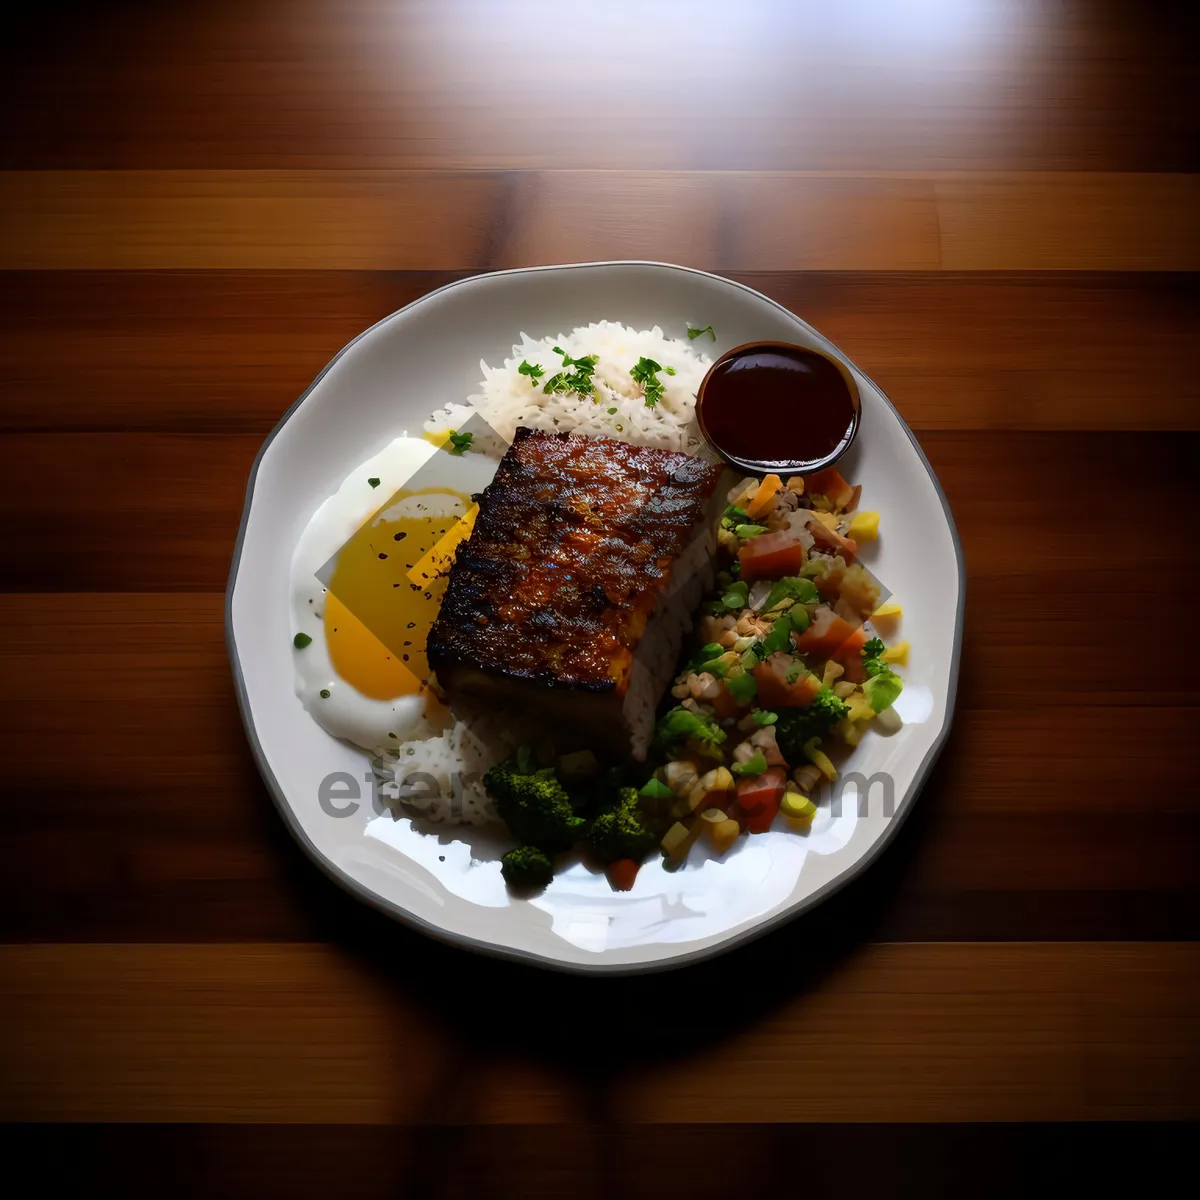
[485,467,908,891]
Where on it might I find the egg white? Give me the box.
[289,435,440,752]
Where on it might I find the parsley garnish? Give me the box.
[293,632,313,649]
[367,477,380,488]
[630,356,669,408]
[607,406,618,415]
[687,324,715,341]
[446,430,473,456]
[517,360,545,386]
[543,347,599,397]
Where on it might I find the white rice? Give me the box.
[425,321,714,454]
[386,323,715,825]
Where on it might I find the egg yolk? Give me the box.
[325,487,472,701]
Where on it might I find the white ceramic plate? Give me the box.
[227,262,964,974]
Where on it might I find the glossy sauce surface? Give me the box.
[698,344,859,473]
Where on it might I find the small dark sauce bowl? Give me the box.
[696,340,862,476]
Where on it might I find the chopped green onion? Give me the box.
[664,366,676,375]
[367,477,380,489]
[687,324,716,341]
[735,524,767,539]
[784,658,804,685]
[446,430,473,456]
[762,612,793,656]
[607,406,618,415]
[752,708,778,726]
[319,688,330,698]
[726,670,758,705]
[762,576,819,613]
[639,777,674,800]
[732,750,769,777]
[293,632,313,649]
[721,580,749,610]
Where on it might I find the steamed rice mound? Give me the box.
[425,321,714,454]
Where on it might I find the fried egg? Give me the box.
[289,435,479,752]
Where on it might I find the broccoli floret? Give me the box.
[500,845,554,889]
[861,637,889,678]
[483,759,586,854]
[652,705,727,756]
[775,689,850,760]
[587,787,658,864]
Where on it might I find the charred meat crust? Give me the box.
[427,428,723,695]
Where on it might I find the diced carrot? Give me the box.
[738,531,807,581]
[754,658,823,708]
[744,474,783,519]
[737,768,787,833]
[807,517,858,561]
[607,859,640,891]
[793,607,855,658]
[804,467,855,510]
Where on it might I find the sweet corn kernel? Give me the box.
[883,641,910,667]
[848,511,880,542]
[780,791,817,823]
[706,818,741,854]
[661,821,692,858]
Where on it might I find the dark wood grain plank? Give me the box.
[2,1123,1188,1199]
[3,271,1196,435]
[4,170,1197,271]
[1,593,1197,943]
[4,1,1195,172]
[2,943,1197,1122]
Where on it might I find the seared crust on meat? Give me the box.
[427,428,723,696]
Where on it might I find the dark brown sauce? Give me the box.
[697,342,859,473]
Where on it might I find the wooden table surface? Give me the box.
[2,1,1197,1194]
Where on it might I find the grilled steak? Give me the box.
[427,428,725,759]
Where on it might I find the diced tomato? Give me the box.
[804,468,855,510]
[737,768,787,833]
[711,683,742,721]
[754,655,823,708]
[793,606,855,658]
[607,859,640,891]
[762,737,788,767]
[829,624,873,682]
[738,531,806,581]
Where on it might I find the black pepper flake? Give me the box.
[388,732,397,739]
[377,552,388,560]
[406,622,416,629]
[393,582,400,588]
[402,654,410,661]
[393,531,407,541]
